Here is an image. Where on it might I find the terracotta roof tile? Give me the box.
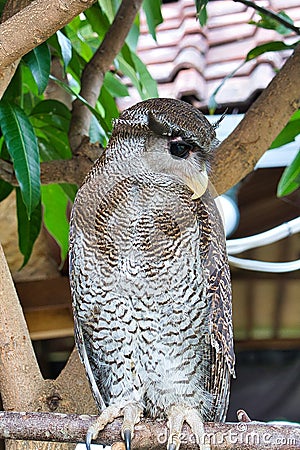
[207,63,277,105]
[207,1,246,16]
[208,10,253,28]
[117,0,299,111]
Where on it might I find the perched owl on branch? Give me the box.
[69,98,235,450]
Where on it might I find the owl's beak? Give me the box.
[184,168,208,200]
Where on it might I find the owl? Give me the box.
[69,98,235,450]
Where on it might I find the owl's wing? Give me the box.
[69,152,110,411]
[195,190,235,420]
[73,312,107,410]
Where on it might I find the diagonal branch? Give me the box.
[0,0,97,71]
[0,141,102,186]
[68,0,143,152]
[212,43,300,195]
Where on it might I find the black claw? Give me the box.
[123,428,131,450]
[168,443,177,450]
[86,430,93,450]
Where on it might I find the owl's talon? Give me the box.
[85,430,93,450]
[123,428,131,450]
[168,443,177,450]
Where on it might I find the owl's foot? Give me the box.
[86,403,143,450]
[167,405,210,450]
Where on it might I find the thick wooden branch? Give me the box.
[0,245,43,409]
[0,0,97,71]
[0,141,102,186]
[0,412,299,449]
[212,43,300,194]
[69,0,143,151]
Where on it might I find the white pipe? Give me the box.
[228,255,300,273]
[226,217,300,255]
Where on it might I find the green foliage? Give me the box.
[16,188,42,267]
[1,0,298,268]
[22,43,51,95]
[195,0,208,26]
[271,111,300,197]
[246,40,298,61]
[41,184,70,263]
[249,10,295,35]
[270,110,300,149]
[0,0,161,266]
[0,101,41,217]
[204,1,300,197]
[142,0,163,41]
[277,150,300,197]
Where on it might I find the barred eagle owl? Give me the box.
[69,98,235,450]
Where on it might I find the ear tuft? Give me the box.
[148,111,171,136]
[212,109,228,129]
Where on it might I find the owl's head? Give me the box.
[110,98,219,199]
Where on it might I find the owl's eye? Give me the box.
[169,140,192,159]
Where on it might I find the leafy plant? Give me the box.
[199,0,300,197]
[0,1,160,266]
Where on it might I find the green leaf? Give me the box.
[23,42,51,95]
[16,187,42,267]
[142,0,163,41]
[246,41,298,61]
[65,18,95,61]
[99,0,120,23]
[104,72,129,98]
[84,3,110,40]
[270,110,300,149]
[49,75,103,121]
[30,99,71,132]
[0,101,41,217]
[126,14,140,51]
[89,113,109,146]
[195,0,208,26]
[118,44,158,100]
[0,0,7,18]
[49,75,110,136]
[2,64,23,103]
[277,149,300,197]
[60,183,77,202]
[0,179,13,202]
[208,61,244,113]
[131,52,158,98]
[56,30,72,71]
[41,184,70,263]
[249,11,295,35]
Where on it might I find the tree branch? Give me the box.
[69,0,143,152]
[1,47,299,192]
[233,0,300,35]
[0,0,97,71]
[212,43,300,194]
[0,412,299,449]
[0,244,43,409]
[0,141,102,186]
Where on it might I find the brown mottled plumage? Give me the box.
[69,98,235,450]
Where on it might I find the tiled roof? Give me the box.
[118,0,300,111]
